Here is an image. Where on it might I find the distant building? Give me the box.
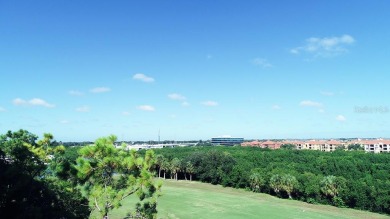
[291,140,346,151]
[241,140,282,149]
[320,140,344,152]
[261,140,282,149]
[211,136,244,146]
[361,139,390,153]
[241,140,262,147]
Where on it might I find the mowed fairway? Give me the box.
[108,180,389,219]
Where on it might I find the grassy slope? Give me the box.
[108,180,389,219]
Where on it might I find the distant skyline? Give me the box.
[1,1,389,141]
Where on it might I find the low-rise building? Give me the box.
[241,140,262,147]
[211,136,244,146]
[261,140,282,149]
[320,140,344,152]
[241,140,281,149]
[361,139,390,153]
[241,138,390,153]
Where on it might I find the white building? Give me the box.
[362,140,390,153]
[211,135,244,146]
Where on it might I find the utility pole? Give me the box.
[158,129,160,145]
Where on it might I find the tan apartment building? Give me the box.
[361,139,390,153]
[242,139,390,153]
[241,140,281,149]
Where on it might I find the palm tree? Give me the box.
[270,174,283,195]
[170,158,181,180]
[249,172,264,193]
[186,161,195,181]
[281,174,298,199]
[155,154,164,178]
[320,175,343,198]
[181,160,188,180]
[160,158,169,179]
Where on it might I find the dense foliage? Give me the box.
[153,146,390,215]
[75,135,162,219]
[0,130,89,218]
[0,130,160,219]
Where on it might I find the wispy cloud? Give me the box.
[168,93,186,101]
[201,101,218,107]
[291,34,355,57]
[133,73,155,83]
[251,58,272,68]
[137,105,155,111]
[0,107,6,112]
[76,106,90,112]
[122,111,131,116]
[13,98,55,108]
[59,120,69,124]
[300,100,323,108]
[69,90,84,96]
[182,101,190,107]
[318,109,326,113]
[336,115,346,122]
[90,87,111,93]
[320,91,335,96]
[272,105,281,110]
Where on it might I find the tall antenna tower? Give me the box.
[158,129,160,144]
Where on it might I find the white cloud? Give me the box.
[13,98,27,106]
[76,106,90,112]
[318,109,326,113]
[320,91,335,96]
[69,90,84,96]
[122,111,131,116]
[59,120,69,124]
[133,73,155,83]
[291,34,355,57]
[182,101,190,107]
[29,98,55,107]
[137,105,155,111]
[90,87,111,93]
[272,105,281,110]
[0,107,6,112]
[168,93,186,101]
[300,100,323,108]
[13,98,55,108]
[251,58,272,68]
[201,101,218,107]
[336,115,346,121]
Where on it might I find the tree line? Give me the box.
[151,146,390,215]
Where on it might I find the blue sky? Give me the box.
[1,1,389,141]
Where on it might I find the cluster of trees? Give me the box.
[154,155,195,181]
[152,150,235,185]
[0,130,89,218]
[153,146,390,215]
[0,130,160,219]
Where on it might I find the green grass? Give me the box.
[108,180,389,219]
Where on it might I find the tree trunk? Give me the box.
[158,168,161,178]
[190,174,192,181]
[163,171,166,179]
[184,173,187,181]
[104,209,109,219]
